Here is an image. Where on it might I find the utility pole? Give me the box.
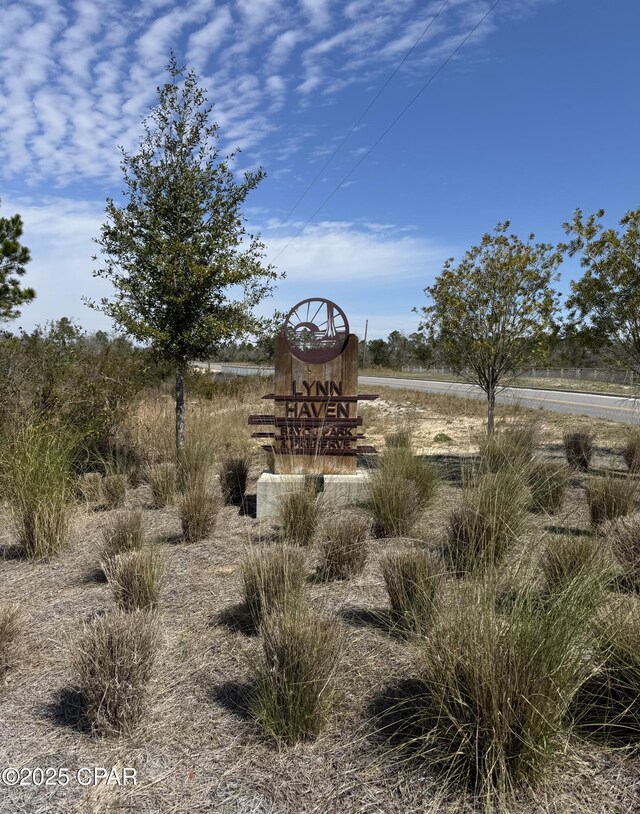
[362,319,368,369]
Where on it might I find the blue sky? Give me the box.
[1,0,639,341]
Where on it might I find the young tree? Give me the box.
[562,207,640,372]
[418,222,561,433]
[92,57,278,464]
[0,203,36,322]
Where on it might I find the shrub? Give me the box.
[0,604,23,683]
[146,462,176,508]
[586,475,636,525]
[103,473,128,509]
[542,534,610,595]
[103,549,165,612]
[528,461,569,514]
[1,420,74,559]
[219,456,249,505]
[241,546,306,626]
[571,599,640,742]
[404,577,602,799]
[101,510,145,562]
[607,515,640,593]
[251,603,342,743]
[73,610,160,735]
[180,480,220,542]
[79,472,104,505]
[381,550,440,636]
[563,430,595,471]
[477,421,539,475]
[316,515,369,581]
[445,472,528,574]
[278,485,320,546]
[622,432,640,474]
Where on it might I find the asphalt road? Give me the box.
[195,363,639,424]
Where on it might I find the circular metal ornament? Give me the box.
[283,298,349,363]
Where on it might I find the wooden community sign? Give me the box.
[249,298,378,474]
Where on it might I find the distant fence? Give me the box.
[402,366,636,385]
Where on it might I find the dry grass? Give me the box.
[541,534,610,594]
[0,603,23,683]
[219,456,250,506]
[251,603,342,743]
[622,431,640,473]
[316,515,370,581]
[146,462,177,508]
[78,471,104,505]
[278,485,321,546]
[180,480,220,543]
[528,462,570,514]
[241,545,307,627]
[607,515,640,593]
[586,475,636,525]
[103,548,165,612]
[563,430,596,472]
[101,509,145,561]
[1,382,640,813]
[72,610,160,735]
[103,473,128,509]
[381,549,440,636]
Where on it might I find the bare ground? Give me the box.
[1,388,639,814]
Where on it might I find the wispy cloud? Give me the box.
[0,0,556,186]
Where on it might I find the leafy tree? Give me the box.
[92,56,278,464]
[367,338,391,368]
[0,203,36,322]
[418,222,561,433]
[562,207,640,372]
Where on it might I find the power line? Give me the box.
[269,0,502,266]
[267,0,450,244]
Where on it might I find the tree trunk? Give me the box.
[175,362,186,483]
[487,383,496,435]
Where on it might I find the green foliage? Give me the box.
[1,420,75,559]
[92,56,279,460]
[419,222,561,432]
[0,204,35,322]
[251,603,342,743]
[381,550,440,636]
[316,515,370,581]
[73,610,160,735]
[562,208,640,371]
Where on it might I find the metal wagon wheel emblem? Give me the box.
[283,298,349,363]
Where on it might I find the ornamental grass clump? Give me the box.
[528,461,570,514]
[78,472,104,506]
[563,430,595,471]
[146,462,176,508]
[399,576,603,801]
[571,598,640,742]
[445,472,528,575]
[381,549,440,636]
[278,485,321,546]
[477,420,540,476]
[180,479,220,543]
[316,515,369,581]
[251,603,342,743]
[542,534,610,595]
[1,420,74,559]
[101,509,145,564]
[102,473,128,509]
[241,545,306,627]
[367,448,438,537]
[622,432,640,474]
[586,475,636,525]
[103,548,165,612]
[607,515,640,593]
[73,610,160,735]
[0,604,23,684]
[219,456,249,506]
